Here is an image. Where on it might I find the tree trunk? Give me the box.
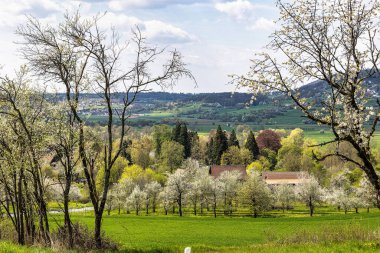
[63,192,73,249]
[94,213,102,249]
[178,193,183,217]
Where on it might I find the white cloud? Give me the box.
[215,0,254,21]
[108,0,202,10]
[214,1,276,31]
[98,12,196,44]
[249,17,275,31]
[144,20,196,43]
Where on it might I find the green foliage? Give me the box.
[260,148,277,170]
[130,136,152,169]
[213,125,228,165]
[159,141,184,172]
[221,147,253,166]
[239,172,272,217]
[119,164,166,186]
[245,130,260,159]
[152,125,172,156]
[228,129,240,148]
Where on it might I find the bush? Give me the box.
[51,222,118,251]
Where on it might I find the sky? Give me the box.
[0,0,278,93]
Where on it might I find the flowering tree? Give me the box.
[159,186,175,215]
[166,169,190,216]
[143,181,162,214]
[127,186,146,216]
[239,172,272,218]
[233,0,380,206]
[296,176,324,217]
[218,171,242,215]
[274,184,295,212]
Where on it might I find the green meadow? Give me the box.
[2,207,372,253]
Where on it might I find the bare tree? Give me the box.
[17,11,194,248]
[233,0,380,206]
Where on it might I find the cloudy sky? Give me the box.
[0,0,278,93]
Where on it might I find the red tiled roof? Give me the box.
[209,165,247,178]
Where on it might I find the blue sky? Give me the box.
[0,0,278,93]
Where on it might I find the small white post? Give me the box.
[184,247,191,253]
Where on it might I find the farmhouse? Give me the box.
[209,165,247,179]
[262,171,309,186]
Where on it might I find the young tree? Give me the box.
[187,179,202,215]
[233,0,380,206]
[357,177,377,212]
[209,177,222,218]
[17,12,193,247]
[239,172,272,218]
[296,176,324,217]
[166,169,190,217]
[329,188,352,214]
[127,186,146,216]
[50,105,79,248]
[144,181,162,214]
[245,130,260,159]
[218,171,242,215]
[274,184,295,212]
[159,186,175,215]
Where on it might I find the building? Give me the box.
[262,171,309,186]
[209,165,247,179]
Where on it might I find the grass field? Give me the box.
[43,206,380,252]
[1,207,380,252]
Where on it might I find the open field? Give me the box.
[26,206,379,252]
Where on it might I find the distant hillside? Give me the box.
[48,73,380,130]
[298,71,380,99]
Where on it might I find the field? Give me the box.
[1,205,380,252]
[11,206,373,253]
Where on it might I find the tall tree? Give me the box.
[179,123,191,158]
[256,130,281,153]
[233,0,380,206]
[172,122,182,142]
[214,125,228,165]
[228,129,239,148]
[17,12,193,248]
[245,131,259,159]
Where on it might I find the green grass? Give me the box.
[2,208,380,252]
[45,207,380,252]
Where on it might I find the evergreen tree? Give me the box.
[214,125,228,165]
[172,121,181,142]
[245,130,260,159]
[228,129,239,148]
[179,123,191,158]
[206,138,214,165]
